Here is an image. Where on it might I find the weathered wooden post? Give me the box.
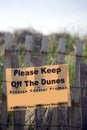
[71,40,83,130]
[41,36,49,66]
[50,38,66,130]
[21,35,34,130]
[11,41,23,130]
[24,35,33,66]
[35,36,49,130]
[1,33,11,130]
[80,63,87,130]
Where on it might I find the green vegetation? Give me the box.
[29,121,34,130]
[0,30,87,89]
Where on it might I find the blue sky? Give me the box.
[0,0,87,35]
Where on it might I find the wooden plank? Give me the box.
[57,38,66,63]
[71,40,83,130]
[1,33,11,130]
[35,36,49,130]
[41,36,49,65]
[80,63,87,130]
[50,38,66,130]
[24,35,33,65]
[74,40,83,87]
[21,35,33,130]
[10,41,23,130]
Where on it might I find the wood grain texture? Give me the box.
[71,40,83,130]
[1,33,12,130]
[21,35,33,130]
[35,36,49,130]
[50,38,66,130]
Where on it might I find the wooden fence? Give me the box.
[0,33,87,130]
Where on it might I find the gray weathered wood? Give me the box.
[24,35,33,66]
[10,40,23,130]
[50,38,66,130]
[41,36,49,90]
[35,36,49,130]
[2,33,11,95]
[19,35,33,130]
[41,36,49,65]
[71,40,83,129]
[57,38,66,63]
[80,63,87,130]
[1,33,11,130]
[74,40,83,87]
